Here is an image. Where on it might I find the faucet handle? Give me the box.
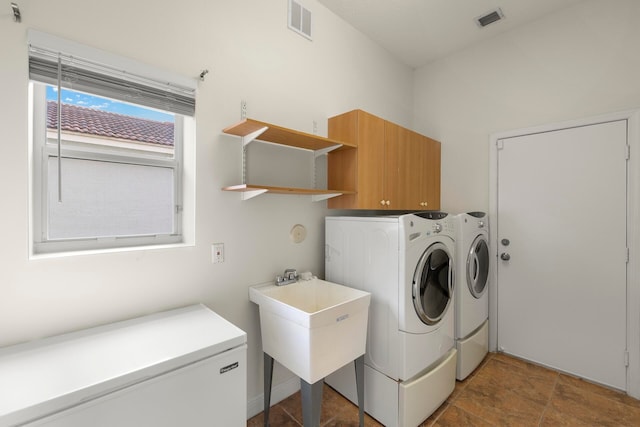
[284,268,298,280]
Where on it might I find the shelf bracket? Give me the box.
[313,144,342,158]
[311,192,342,202]
[241,189,269,200]
[241,126,269,147]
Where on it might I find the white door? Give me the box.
[496,120,628,390]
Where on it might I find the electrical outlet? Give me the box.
[212,243,224,263]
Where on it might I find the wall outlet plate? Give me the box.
[212,243,224,263]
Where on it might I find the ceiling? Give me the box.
[318,0,586,69]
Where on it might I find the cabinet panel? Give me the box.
[358,112,386,209]
[328,110,385,209]
[423,136,441,210]
[383,122,400,209]
[390,122,415,209]
[398,130,441,211]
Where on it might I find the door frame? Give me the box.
[488,109,640,398]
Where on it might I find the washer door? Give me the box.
[412,242,454,325]
[467,235,489,298]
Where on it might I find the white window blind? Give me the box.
[28,30,196,116]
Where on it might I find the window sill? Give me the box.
[29,241,195,260]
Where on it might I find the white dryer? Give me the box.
[454,212,490,380]
[324,213,457,427]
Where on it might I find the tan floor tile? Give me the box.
[321,385,383,427]
[432,405,494,427]
[277,384,344,425]
[322,403,383,427]
[558,373,640,409]
[420,402,449,426]
[248,404,301,426]
[549,381,640,427]
[540,407,603,427]
[453,372,546,427]
[471,357,557,406]
[446,379,467,403]
[490,352,559,381]
[457,352,494,385]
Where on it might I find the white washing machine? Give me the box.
[324,213,457,427]
[454,212,490,380]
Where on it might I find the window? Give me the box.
[28,30,196,254]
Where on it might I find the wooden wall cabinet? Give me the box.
[327,110,441,210]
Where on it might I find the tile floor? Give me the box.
[247,351,640,426]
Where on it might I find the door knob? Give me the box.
[500,252,511,261]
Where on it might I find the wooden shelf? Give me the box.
[223,118,356,151]
[222,117,357,201]
[222,184,355,201]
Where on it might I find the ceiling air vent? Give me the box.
[288,0,312,40]
[476,8,505,28]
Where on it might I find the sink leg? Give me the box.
[355,355,365,427]
[263,353,274,427]
[300,378,323,427]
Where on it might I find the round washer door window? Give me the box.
[467,235,489,298]
[412,242,454,325]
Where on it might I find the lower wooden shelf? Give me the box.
[222,184,355,201]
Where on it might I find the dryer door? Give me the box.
[467,235,489,298]
[412,242,454,325]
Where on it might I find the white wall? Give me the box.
[0,0,413,415]
[414,0,640,214]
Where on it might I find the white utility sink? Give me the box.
[249,278,371,384]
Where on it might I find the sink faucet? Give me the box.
[275,268,298,286]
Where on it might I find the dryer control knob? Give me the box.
[433,223,442,233]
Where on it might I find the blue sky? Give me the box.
[46,86,174,123]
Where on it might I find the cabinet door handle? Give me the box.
[380,200,386,206]
[386,200,390,206]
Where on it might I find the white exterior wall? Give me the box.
[0,0,413,415]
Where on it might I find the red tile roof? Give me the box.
[47,101,174,146]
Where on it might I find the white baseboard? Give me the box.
[247,375,301,419]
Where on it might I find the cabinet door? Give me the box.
[421,136,441,210]
[357,111,387,209]
[328,110,385,209]
[395,129,441,211]
[383,121,400,209]
[395,127,423,210]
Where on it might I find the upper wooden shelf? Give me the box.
[223,118,356,151]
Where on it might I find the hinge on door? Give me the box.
[626,145,630,160]
[497,140,504,150]
[626,247,630,264]
[176,205,183,214]
[625,350,630,367]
